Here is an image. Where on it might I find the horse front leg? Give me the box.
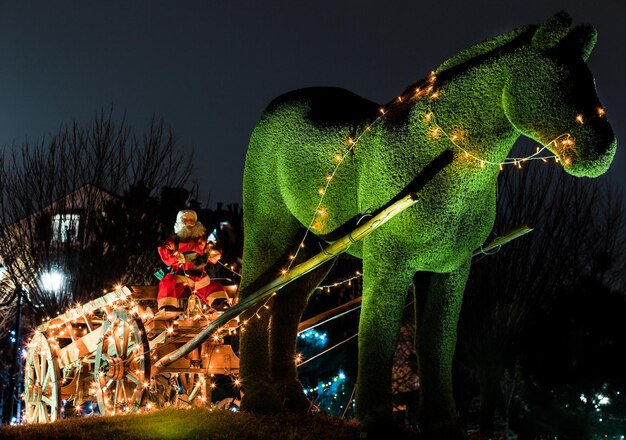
[356,257,414,435]
[270,255,335,413]
[415,261,470,440]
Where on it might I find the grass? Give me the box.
[0,408,362,440]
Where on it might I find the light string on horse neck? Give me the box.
[425,111,573,169]
[283,70,575,275]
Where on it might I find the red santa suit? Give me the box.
[157,212,226,310]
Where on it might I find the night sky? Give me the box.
[1,0,624,208]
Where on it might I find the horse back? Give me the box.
[264,87,379,127]
[244,87,379,233]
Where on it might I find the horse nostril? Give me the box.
[565,115,616,177]
[585,117,615,148]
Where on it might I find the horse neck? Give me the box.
[414,58,520,166]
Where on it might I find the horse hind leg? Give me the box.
[269,234,336,413]
[238,205,301,413]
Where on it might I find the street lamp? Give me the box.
[6,270,64,424]
[40,270,64,292]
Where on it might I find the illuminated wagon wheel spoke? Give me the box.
[95,309,150,415]
[24,331,61,423]
[176,372,209,407]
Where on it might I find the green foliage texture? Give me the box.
[238,11,616,439]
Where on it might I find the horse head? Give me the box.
[503,12,616,177]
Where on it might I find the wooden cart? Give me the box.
[22,284,241,423]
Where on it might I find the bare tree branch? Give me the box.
[0,110,194,336]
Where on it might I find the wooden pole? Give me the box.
[297,296,363,334]
[471,224,533,257]
[296,224,534,335]
[153,192,421,372]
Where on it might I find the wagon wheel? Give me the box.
[94,309,150,415]
[23,331,61,423]
[148,374,178,407]
[175,371,209,407]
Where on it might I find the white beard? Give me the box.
[175,222,206,238]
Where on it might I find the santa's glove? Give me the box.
[207,245,222,263]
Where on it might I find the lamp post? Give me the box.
[13,285,23,424]
[2,284,23,425]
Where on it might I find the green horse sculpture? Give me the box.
[238,12,616,439]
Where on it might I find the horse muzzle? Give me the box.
[559,117,616,177]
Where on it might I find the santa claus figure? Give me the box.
[157,210,227,312]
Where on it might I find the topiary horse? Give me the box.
[238,11,616,439]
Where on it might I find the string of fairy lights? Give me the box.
[302,369,356,416]
[21,68,605,422]
[235,68,597,328]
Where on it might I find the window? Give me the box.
[52,213,80,242]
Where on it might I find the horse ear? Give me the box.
[532,11,572,51]
[557,25,598,60]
